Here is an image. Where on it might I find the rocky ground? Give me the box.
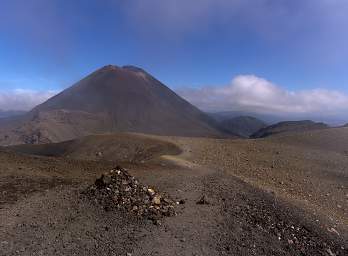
[0,131,347,255]
[165,128,348,233]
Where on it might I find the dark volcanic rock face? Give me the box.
[0,65,223,145]
[251,120,329,138]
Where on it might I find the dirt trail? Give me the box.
[131,147,347,255]
[133,154,221,255]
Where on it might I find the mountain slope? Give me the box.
[218,116,267,137]
[251,120,329,138]
[0,65,224,145]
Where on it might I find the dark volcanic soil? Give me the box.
[0,132,347,255]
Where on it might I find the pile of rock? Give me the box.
[85,166,176,223]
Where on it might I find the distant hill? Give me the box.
[7,133,181,163]
[218,116,267,138]
[251,120,329,138]
[0,65,225,145]
[211,111,283,124]
[210,110,345,127]
[0,110,26,119]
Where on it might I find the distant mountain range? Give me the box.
[250,120,329,138]
[0,110,26,119]
[210,111,285,124]
[210,110,346,126]
[0,65,229,145]
[212,115,267,138]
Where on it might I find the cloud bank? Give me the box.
[0,78,347,124]
[177,75,348,122]
[0,89,57,111]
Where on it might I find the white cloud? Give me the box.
[177,75,348,119]
[0,89,57,111]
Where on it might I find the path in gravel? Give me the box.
[130,146,347,255]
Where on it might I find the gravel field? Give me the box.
[0,131,347,255]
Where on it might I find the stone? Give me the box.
[326,248,336,256]
[95,174,112,187]
[327,227,340,236]
[196,195,210,205]
[147,188,155,196]
[152,196,161,205]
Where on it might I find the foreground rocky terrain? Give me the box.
[0,130,347,255]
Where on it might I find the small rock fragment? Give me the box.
[147,188,155,196]
[327,227,340,236]
[326,248,336,256]
[178,199,185,205]
[196,195,210,205]
[153,219,161,226]
[95,174,112,187]
[152,195,161,205]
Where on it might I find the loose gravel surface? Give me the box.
[0,131,347,255]
[167,132,348,232]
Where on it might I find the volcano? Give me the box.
[0,65,223,145]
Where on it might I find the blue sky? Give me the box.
[0,0,348,122]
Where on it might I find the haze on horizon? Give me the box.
[0,0,348,124]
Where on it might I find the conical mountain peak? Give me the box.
[93,65,148,78]
[122,65,146,73]
[95,64,121,74]
[17,64,223,143]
